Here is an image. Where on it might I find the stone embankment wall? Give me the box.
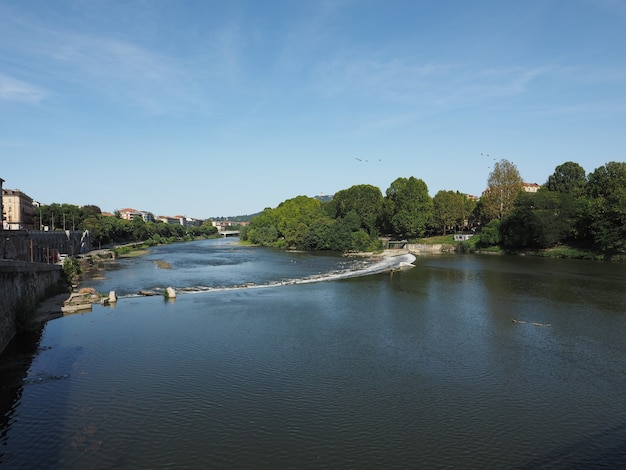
[0,260,62,354]
[0,230,91,263]
[406,244,456,254]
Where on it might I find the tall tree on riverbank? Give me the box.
[585,161,626,255]
[432,190,476,234]
[383,177,433,239]
[326,184,384,235]
[546,161,587,196]
[481,159,523,221]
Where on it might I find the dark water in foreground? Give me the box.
[1,239,626,469]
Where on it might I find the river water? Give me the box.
[1,238,625,469]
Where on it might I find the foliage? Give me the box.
[458,236,480,253]
[326,184,384,235]
[35,203,98,231]
[546,161,587,197]
[242,195,383,252]
[62,257,82,285]
[432,190,476,234]
[585,161,626,255]
[480,159,523,221]
[36,158,626,258]
[500,190,576,249]
[384,177,433,239]
[479,219,501,246]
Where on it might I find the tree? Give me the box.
[327,184,384,235]
[432,190,475,234]
[481,159,523,221]
[545,161,588,242]
[479,219,501,246]
[500,190,574,249]
[274,196,327,248]
[586,161,626,254]
[546,161,587,197]
[384,177,433,239]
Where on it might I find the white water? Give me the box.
[126,253,416,297]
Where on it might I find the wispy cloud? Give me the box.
[311,53,550,108]
[0,73,45,103]
[0,5,239,116]
[41,33,204,114]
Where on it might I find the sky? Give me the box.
[1,0,625,218]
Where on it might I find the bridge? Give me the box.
[219,230,240,237]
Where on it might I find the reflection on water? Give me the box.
[1,239,625,469]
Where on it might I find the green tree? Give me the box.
[479,219,501,246]
[432,190,475,234]
[327,184,384,235]
[586,161,626,254]
[384,177,433,239]
[481,159,523,221]
[501,190,574,249]
[546,161,587,197]
[274,196,327,248]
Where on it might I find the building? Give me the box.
[2,189,35,230]
[211,220,250,231]
[157,215,184,226]
[523,182,541,193]
[119,208,155,222]
[0,177,4,229]
[453,233,474,241]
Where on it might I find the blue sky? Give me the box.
[1,0,625,218]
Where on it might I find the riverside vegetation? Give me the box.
[34,204,223,249]
[37,159,626,260]
[241,160,626,260]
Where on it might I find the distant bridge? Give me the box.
[220,230,240,237]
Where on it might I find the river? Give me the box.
[1,238,625,469]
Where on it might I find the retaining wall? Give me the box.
[0,261,62,354]
[0,230,91,263]
[406,244,456,254]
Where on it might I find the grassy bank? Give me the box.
[412,235,619,261]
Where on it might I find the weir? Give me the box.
[123,253,417,298]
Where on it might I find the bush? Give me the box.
[62,258,82,285]
[479,219,501,246]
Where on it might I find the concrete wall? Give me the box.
[406,244,457,254]
[0,230,91,263]
[0,260,62,354]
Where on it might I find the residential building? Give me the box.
[0,177,4,229]
[119,208,154,222]
[523,182,541,193]
[157,215,183,226]
[2,189,35,230]
[212,220,249,231]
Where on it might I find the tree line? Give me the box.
[34,203,219,247]
[481,160,626,257]
[241,160,626,257]
[241,177,466,252]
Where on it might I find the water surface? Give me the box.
[1,239,625,468]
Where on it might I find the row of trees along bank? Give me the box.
[241,160,626,258]
[34,204,220,247]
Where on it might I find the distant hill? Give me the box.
[210,213,259,222]
[211,195,333,221]
[314,194,334,203]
